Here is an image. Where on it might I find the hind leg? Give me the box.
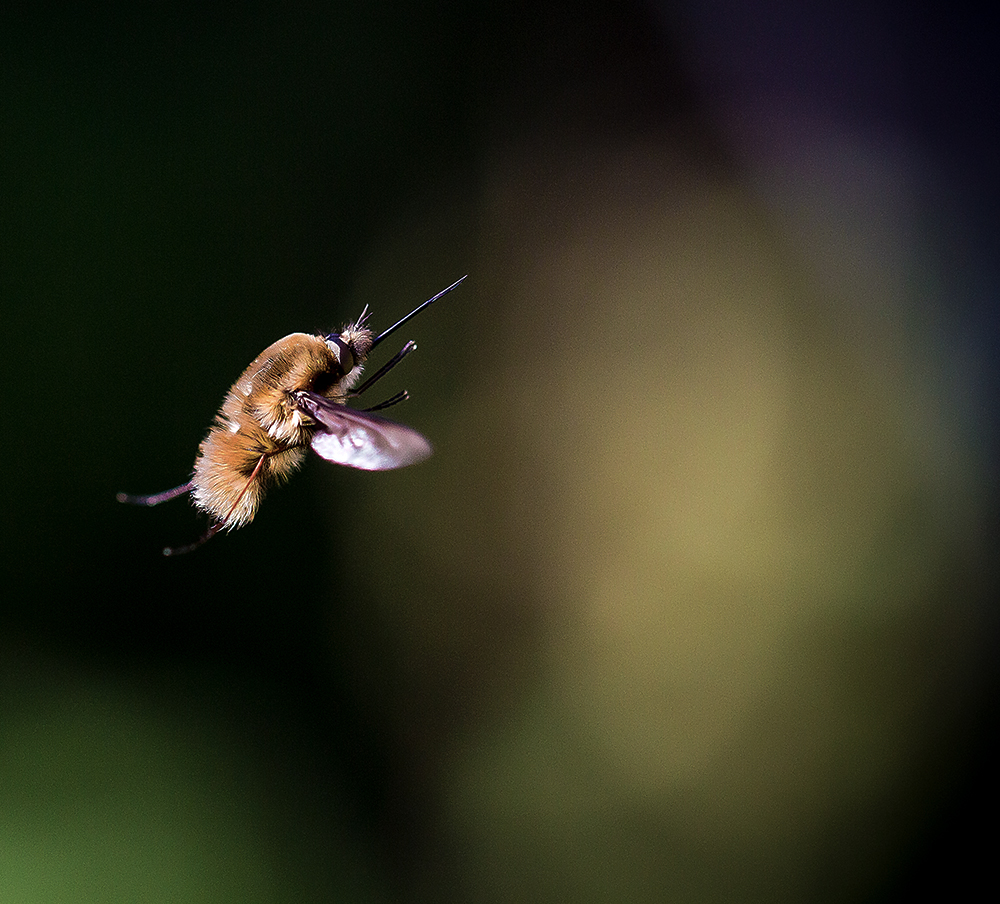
[116,482,193,506]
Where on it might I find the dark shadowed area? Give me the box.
[2,2,996,902]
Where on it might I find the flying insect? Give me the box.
[117,276,465,555]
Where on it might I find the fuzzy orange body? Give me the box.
[117,276,463,555]
[192,329,369,528]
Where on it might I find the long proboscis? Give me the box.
[369,275,467,351]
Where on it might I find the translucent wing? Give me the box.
[295,390,432,471]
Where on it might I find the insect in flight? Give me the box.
[117,276,466,555]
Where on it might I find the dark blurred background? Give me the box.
[2,2,996,901]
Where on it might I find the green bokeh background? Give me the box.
[3,3,996,902]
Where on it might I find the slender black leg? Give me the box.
[163,521,222,556]
[116,482,193,506]
[352,340,417,396]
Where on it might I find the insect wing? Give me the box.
[297,391,432,470]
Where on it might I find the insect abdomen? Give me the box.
[189,334,343,527]
[191,419,307,527]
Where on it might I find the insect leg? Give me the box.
[352,340,417,396]
[116,482,193,506]
[363,389,409,413]
[162,454,269,556]
[163,522,223,557]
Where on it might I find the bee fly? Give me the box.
[117,276,465,555]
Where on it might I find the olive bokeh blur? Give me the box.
[3,3,996,902]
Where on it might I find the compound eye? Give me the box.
[326,335,355,373]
